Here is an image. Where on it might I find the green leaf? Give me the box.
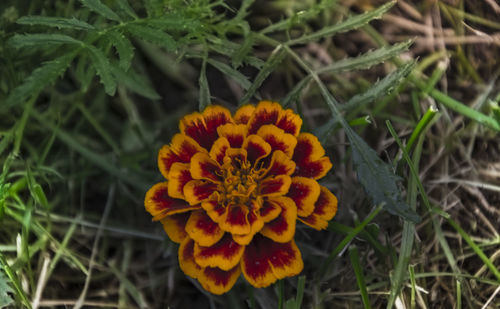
[79,0,122,22]
[115,0,138,19]
[0,269,13,308]
[199,57,210,111]
[110,65,161,100]
[125,24,177,51]
[86,46,117,95]
[207,58,251,90]
[17,16,95,30]
[3,53,76,109]
[288,1,396,46]
[232,33,254,69]
[8,33,82,48]
[107,30,135,70]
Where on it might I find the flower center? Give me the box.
[218,156,265,210]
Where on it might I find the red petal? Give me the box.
[219,205,250,235]
[233,207,265,245]
[216,123,247,148]
[241,235,303,288]
[259,199,282,223]
[190,152,222,182]
[180,106,233,150]
[160,212,190,243]
[276,108,302,137]
[145,182,200,221]
[186,210,224,246]
[247,101,282,135]
[263,150,296,178]
[178,238,202,279]
[158,134,205,178]
[243,135,271,165]
[259,175,291,197]
[292,133,332,179]
[194,234,244,271]
[167,162,193,199]
[183,180,218,205]
[209,137,230,165]
[287,177,320,217]
[197,265,241,295]
[299,186,338,230]
[201,197,228,224]
[256,125,297,157]
[234,104,255,124]
[260,197,296,243]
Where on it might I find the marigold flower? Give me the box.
[145,101,338,294]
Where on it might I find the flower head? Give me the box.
[145,101,338,294]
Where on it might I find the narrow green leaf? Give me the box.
[239,45,286,105]
[32,183,49,209]
[110,65,161,100]
[17,16,95,30]
[8,33,82,48]
[0,254,31,309]
[107,30,135,70]
[0,269,13,308]
[86,45,117,95]
[288,1,396,46]
[294,275,305,309]
[199,57,210,111]
[147,16,200,31]
[349,246,371,309]
[207,58,251,90]
[3,53,76,109]
[126,24,177,51]
[79,0,121,22]
[115,0,138,19]
[232,33,254,69]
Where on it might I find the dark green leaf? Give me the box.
[199,58,210,111]
[111,65,160,100]
[8,34,82,48]
[207,59,251,90]
[17,16,95,30]
[86,46,117,95]
[0,269,13,308]
[115,0,138,19]
[3,53,76,109]
[107,30,135,70]
[79,0,122,22]
[125,24,177,51]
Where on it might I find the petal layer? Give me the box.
[179,238,202,279]
[167,162,193,199]
[194,234,244,271]
[287,177,320,217]
[234,104,255,124]
[158,134,205,178]
[190,152,222,182]
[160,212,190,243]
[183,180,218,205]
[247,101,282,135]
[259,175,291,197]
[299,186,338,230]
[241,235,303,288]
[145,182,199,220]
[256,125,297,157]
[292,133,332,179]
[260,197,297,243]
[217,123,247,148]
[186,210,224,246]
[198,265,241,295]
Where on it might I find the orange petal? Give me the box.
[277,108,302,137]
[158,134,205,178]
[260,196,297,243]
[242,135,271,165]
[299,186,338,230]
[287,177,320,217]
[197,265,241,295]
[167,162,192,199]
[292,133,332,179]
[178,238,202,279]
[183,180,218,206]
[216,123,247,148]
[233,207,265,245]
[263,150,296,178]
[234,104,255,124]
[247,101,282,135]
[256,125,297,157]
[201,197,228,224]
[194,234,245,271]
[145,182,200,221]
[190,152,222,182]
[180,105,233,150]
[259,199,282,223]
[209,137,230,165]
[259,175,291,197]
[219,205,250,235]
[160,212,190,243]
[241,235,303,288]
[186,210,225,246]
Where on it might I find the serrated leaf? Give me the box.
[207,58,251,90]
[86,46,116,95]
[79,0,121,22]
[107,30,135,70]
[232,33,254,68]
[110,65,160,100]
[238,45,286,105]
[199,59,210,111]
[8,33,82,48]
[125,24,177,51]
[17,16,95,30]
[147,15,200,31]
[317,40,413,74]
[288,1,396,46]
[115,0,138,19]
[0,269,13,308]
[3,53,75,109]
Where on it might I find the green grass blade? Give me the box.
[17,16,95,30]
[8,33,82,48]
[199,56,210,111]
[349,245,371,309]
[0,253,32,309]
